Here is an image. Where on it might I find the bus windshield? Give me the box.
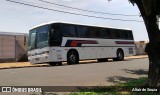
[28,25,49,50]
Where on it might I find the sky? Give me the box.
[0,0,149,41]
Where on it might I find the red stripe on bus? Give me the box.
[71,41,78,47]
[70,40,98,47]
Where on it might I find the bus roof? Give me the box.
[30,21,132,31]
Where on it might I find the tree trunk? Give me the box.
[135,0,160,86]
[145,19,160,86]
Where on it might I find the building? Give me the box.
[135,41,148,55]
[0,32,28,62]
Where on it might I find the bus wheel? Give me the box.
[97,58,108,62]
[67,50,79,65]
[113,49,124,61]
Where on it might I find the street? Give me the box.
[0,58,148,86]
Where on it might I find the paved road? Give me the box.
[0,58,148,86]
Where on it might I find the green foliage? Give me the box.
[69,77,148,95]
[118,77,147,86]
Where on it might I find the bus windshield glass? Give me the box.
[28,25,49,50]
[28,29,36,50]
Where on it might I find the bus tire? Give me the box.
[113,49,124,61]
[97,58,108,62]
[67,50,79,65]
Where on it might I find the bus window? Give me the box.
[95,28,100,37]
[36,25,49,48]
[76,26,88,37]
[100,28,105,38]
[28,30,36,50]
[111,29,117,39]
[120,30,129,39]
[115,29,120,39]
[106,28,111,38]
[61,24,76,37]
[50,24,62,46]
[124,31,129,39]
[88,27,97,38]
[128,31,134,40]
[100,28,110,38]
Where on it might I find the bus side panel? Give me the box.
[77,47,86,60]
[50,47,87,62]
[95,47,114,59]
[84,47,96,59]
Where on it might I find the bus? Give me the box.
[28,21,135,66]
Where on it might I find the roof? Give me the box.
[30,21,132,31]
[0,31,28,36]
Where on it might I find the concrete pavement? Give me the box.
[0,57,149,95]
[0,58,148,86]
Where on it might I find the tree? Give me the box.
[109,0,160,86]
[130,0,160,86]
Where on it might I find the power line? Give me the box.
[6,0,143,22]
[39,0,139,17]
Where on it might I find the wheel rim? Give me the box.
[70,52,76,63]
[118,51,122,59]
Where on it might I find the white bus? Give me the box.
[28,21,135,66]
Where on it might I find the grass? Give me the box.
[68,77,159,95]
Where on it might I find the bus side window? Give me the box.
[128,31,134,40]
[50,24,62,46]
[76,26,88,37]
[116,29,120,39]
[61,24,76,37]
[88,27,97,38]
[120,30,128,39]
[125,31,129,39]
[95,28,100,37]
[106,28,111,38]
[111,29,117,39]
[100,28,105,38]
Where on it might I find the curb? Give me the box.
[0,65,49,70]
[0,56,148,70]
[125,56,148,60]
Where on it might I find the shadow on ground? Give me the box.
[122,69,148,75]
[106,76,137,84]
[106,69,148,84]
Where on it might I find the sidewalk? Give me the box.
[125,55,148,59]
[0,55,148,69]
[0,62,48,69]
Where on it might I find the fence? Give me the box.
[135,41,148,55]
[0,32,28,62]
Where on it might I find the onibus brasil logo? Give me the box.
[1,87,42,93]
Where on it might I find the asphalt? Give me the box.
[0,56,149,95]
[0,55,148,69]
